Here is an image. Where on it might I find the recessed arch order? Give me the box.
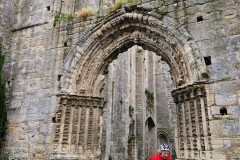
[61,7,207,96]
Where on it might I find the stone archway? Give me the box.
[60,7,207,96]
[52,6,211,160]
[158,131,170,146]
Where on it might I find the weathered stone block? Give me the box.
[210,106,221,115]
[209,120,222,136]
[211,80,240,94]
[211,151,226,160]
[229,22,240,36]
[228,106,240,115]
[222,120,240,135]
[215,93,237,106]
[223,139,231,149]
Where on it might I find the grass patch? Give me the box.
[53,12,76,27]
[110,0,139,13]
[53,0,140,27]
[110,0,126,13]
[79,8,94,20]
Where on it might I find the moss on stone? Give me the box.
[0,40,6,149]
[145,89,154,108]
[201,72,209,79]
[0,149,11,159]
[156,6,168,16]
[53,12,76,27]
[213,116,235,121]
[215,77,232,82]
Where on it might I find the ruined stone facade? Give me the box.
[0,0,240,160]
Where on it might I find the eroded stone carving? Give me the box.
[52,95,104,159]
[61,8,207,95]
[172,84,212,159]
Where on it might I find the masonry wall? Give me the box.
[0,0,17,79]
[4,0,57,159]
[0,0,239,159]
[0,0,16,44]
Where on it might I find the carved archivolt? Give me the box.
[52,95,104,159]
[61,7,207,96]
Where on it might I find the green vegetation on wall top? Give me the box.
[53,12,76,27]
[53,0,139,27]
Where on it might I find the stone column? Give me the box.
[110,52,130,159]
[135,46,146,160]
[128,46,138,160]
[146,51,158,157]
[102,62,115,160]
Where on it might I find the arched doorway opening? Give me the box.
[94,45,177,159]
[157,130,176,159]
[158,132,169,145]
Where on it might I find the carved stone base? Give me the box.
[51,95,104,160]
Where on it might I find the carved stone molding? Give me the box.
[172,83,212,159]
[52,95,105,159]
[60,7,207,95]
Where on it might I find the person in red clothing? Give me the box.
[150,144,173,160]
[160,144,172,160]
[149,149,161,160]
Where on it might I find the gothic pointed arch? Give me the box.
[158,130,171,145]
[145,116,155,128]
[60,7,207,96]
